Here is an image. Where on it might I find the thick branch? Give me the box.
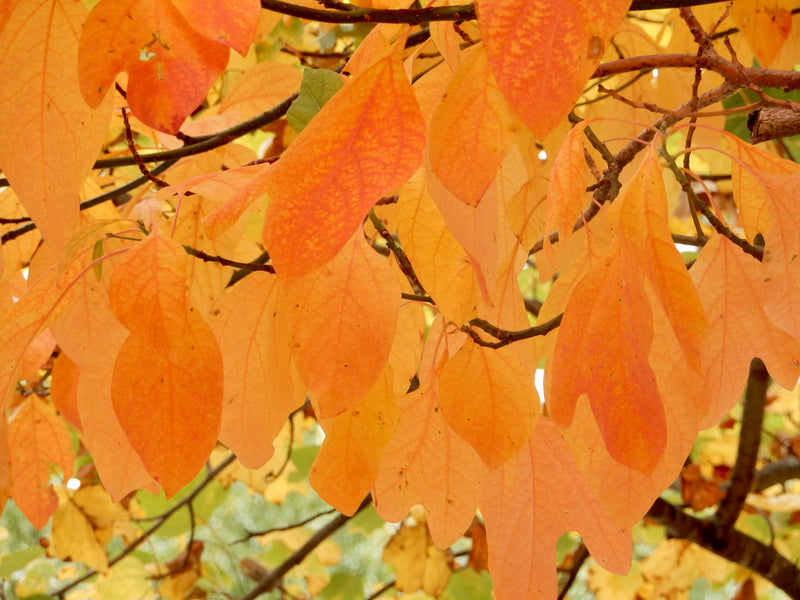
[714,358,768,533]
[648,497,800,598]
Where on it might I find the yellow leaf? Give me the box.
[382,519,454,597]
[51,488,109,572]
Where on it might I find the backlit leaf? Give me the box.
[278,234,400,418]
[477,0,629,137]
[79,0,230,133]
[8,396,73,529]
[264,40,425,275]
[0,0,113,252]
[287,68,346,133]
[108,230,223,496]
[731,0,793,66]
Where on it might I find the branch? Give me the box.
[260,0,731,25]
[51,454,237,598]
[182,245,276,274]
[753,455,800,492]
[647,497,800,598]
[237,496,372,600]
[463,313,563,349]
[714,358,768,533]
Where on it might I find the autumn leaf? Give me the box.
[209,271,305,469]
[108,230,223,496]
[171,0,259,55]
[373,380,487,548]
[477,0,629,137]
[277,234,400,418]
[0,0,113,253]
[437,339,538,469]
[78,0,232,133]
[264,39,425,275]
[731,0,793,66]
[8,396,73,529]
[481,415,631,600]
[428,42,523,206]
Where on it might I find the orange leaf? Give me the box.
[79,0,230,133]
[50,353,81,432]
[548,245,665,474]
[478,0,629,137]
[51,275,157,501]
[171,0,259,55]
[0,265,77,414]
[481,416,631,600]
[0,0,113,252]
[9,396,73,529]
[373,380,487,548]
[690,234,800,428]
[437,339,538,470]
[108,231,223,496]
[218,60,303,120]
[310,367,398,515]
[264,41,425,275]
[428,42,523,206]
[731,0,793,67]
[210,272,305,468]
[278,234,400,418]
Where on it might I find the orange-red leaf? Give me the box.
[548,246,665,474]
[0,0,113,252]
[278,234,400,418]
[9,396,73,529]
[264,41,425,275]
[210,271,305,468]
[172,0,259,55]
[108,231,223,496]
[437,339,538,469]
[79,0,230,133]
[428,42,523,206]
[477,0,629,137]
[481,416,631,600]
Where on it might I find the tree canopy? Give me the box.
[1,0,800,598]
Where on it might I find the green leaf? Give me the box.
[0,546,45,578]
[321,572,364,600]
[440,569,493,600]
[287,69,345,133]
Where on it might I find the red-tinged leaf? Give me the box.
[563,303,703,530]
[310,368,398,515]
[611,148,707,367]
[481,416,631,600]
[397,170,478,325]
[108,231,223,496]
[437,339,538,469]
[477,0,629,137]
[264,42,425,275]
[731,0,793,67]
[548,246,666,474]
[373,380,487,548]
[690,234,800,428]
[51,276,157,500]
[278,234,400,418]
[428,42,523,206]
[0,265,78,414]
[78,0,230,133]
[0,0,113,253]
[218,60,303,120]
[209,272,305,468]
[8,396,73,529]
[172,0,259,55]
